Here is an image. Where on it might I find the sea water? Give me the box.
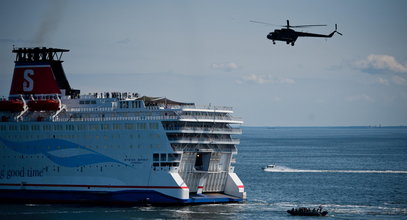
[1,127,406,219]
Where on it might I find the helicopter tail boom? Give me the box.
[297,24,342,38]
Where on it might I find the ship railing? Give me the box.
[68,107,115,112]
[67,105,233,112]
[52,115,242,122]
[182,105,233,111]
[168,137,240,144]
[145,104,233,111]
[164,127,242,134]
[177,115,242,122]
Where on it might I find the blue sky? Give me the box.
[1,0,407,126]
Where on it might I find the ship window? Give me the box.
[160,153,167,161]
[54,124,63,130]
[66,125,75,131]
[31,125,40,131]
[0,125,6,131]
[168,153,181,162]
[120,101,128,108]
[152,153,181,167]
[8,125,18,130]
[79,100,85,104]
[153,153,159,161]
[91,100,96,104]
[149,123,158,129]
[43,125,51,130]
[89,124,99,130]
[101,124,110,130]
[77,124,87,130]
[20,124,29,131]
[160,162,171,167]
[113,124,122,130]
[136,101,141,108]
[124,123,134,129]
[195,152,211,171]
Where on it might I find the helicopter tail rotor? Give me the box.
[334,24,343,36]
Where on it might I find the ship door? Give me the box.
[195,152,211,171]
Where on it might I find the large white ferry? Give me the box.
[0,47,245,204]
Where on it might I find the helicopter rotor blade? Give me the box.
[251,20,328,29]
[288,24,327,28]
[249,20,276,26]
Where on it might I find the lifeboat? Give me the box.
[0,99,24,112]
[28,99,60,111]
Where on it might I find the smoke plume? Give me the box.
[34,0,64,45]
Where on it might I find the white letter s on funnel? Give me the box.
[23,69,34,92]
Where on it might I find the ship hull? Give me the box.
[0,189,242,205]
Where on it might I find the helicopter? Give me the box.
[250,20,342,46]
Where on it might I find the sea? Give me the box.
[1,127,406,220]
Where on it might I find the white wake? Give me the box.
[263,165,407,174]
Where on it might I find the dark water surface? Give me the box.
[1,127,406,219]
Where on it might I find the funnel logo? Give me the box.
[10,65,61,95]
[23,69,34,92]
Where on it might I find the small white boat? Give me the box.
[262,164,276,170]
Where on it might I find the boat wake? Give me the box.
[263,165,407,174]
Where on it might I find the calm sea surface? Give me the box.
[1,127,406,219]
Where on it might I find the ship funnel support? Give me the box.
[9,47,80,98]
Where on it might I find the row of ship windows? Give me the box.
[0,133,161,140]
[0,122,160,131]
[119,100,143,109]
[153,153,181,162]
[152,162,179,167]
[0,143,162,149]
[1,134,161,142]
[79,100,97,105]
[152,153,181,168]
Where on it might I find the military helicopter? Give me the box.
[250,20,342,46]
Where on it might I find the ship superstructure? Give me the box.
[0,47,245,204]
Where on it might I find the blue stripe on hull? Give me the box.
[0,190,242,205]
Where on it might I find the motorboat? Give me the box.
[262,164,276,170]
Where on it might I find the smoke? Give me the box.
[34,0,64,45]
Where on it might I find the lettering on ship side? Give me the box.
[0,167,48,179]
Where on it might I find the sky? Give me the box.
[1,0,407,126]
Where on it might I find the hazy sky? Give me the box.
[1,0,407,126]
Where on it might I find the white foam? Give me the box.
[263,165,407,174]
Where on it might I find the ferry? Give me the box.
[0,47,245,204]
